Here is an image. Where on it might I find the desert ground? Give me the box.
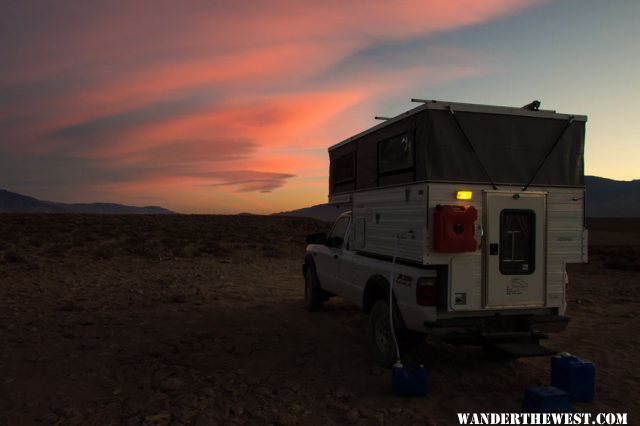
[1,214,639,425]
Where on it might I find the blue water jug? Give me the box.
[522,386,572,413]
[392,362,427,397]
[551,353,595,402]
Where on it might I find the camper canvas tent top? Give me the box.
[329,99,586,201]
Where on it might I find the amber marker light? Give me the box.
[456,191,472,200]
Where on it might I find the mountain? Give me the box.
[0,189,173,214]
[275,176,640,221]
[585,176,640,217]
[273,203,349,222]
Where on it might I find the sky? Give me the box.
[1,0,638,214]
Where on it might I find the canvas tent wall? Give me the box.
[329,100,587,197]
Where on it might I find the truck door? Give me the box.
[484,191,546,308]
[313,215,350,294]
[333,226,361,305]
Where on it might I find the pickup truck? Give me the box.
[303,210,571,367]
[303,211,437,366]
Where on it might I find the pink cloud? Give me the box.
[2,1,541,83]
[70,89,369,160]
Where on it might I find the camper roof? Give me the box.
[329,99,587,152]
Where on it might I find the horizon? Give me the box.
[2,1,639,214]
[1,174,636,215]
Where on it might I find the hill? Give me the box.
[0,189,173,214]
[273,203,349,222]
[585,176,640,217]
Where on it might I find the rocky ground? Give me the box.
[0,214,638,425]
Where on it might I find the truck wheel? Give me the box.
[369,300,397,367]
[304,268,324,311]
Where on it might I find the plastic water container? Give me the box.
[551,353,596,402]
[392,362,427,397]
[522,386,572,413]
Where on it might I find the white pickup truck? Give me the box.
[303,210,570,367]
[304,100,587,367]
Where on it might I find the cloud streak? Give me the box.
[204,171,296,193]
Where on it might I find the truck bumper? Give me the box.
[425,315,569,357]
[424,314,570,335]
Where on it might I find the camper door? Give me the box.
[483,191,546,308]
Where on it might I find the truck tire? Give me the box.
[304,267,324,311]
[368,300,398,367]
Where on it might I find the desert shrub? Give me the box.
[167,293,187,303]
[43,243,71,257]
[604,260,640,271]
[94,244,116,260]
[128,239,163,258]
[0,230,19,244]
[199,241,232,257]
[172,245,193,258]
[71,231,90,247]
[125,232,147,246]
[161,236,181,249]
[261,244,284,258]
[4,250,25,263]
[26,235,44,248]
[59,299,83,312]
[184,244,202,258]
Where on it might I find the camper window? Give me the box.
[378,132,414,175]
[334,152,356,184]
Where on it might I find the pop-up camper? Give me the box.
[304,99,587,365]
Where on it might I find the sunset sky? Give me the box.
[1,0,638,214]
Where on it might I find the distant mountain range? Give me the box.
[0,189,173,214]
[2,175,638,217]
[273,203,350,222]
[585,176,640,217]
[274,176,640,221]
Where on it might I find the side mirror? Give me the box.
[305,233,327,245]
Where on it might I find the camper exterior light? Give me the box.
[456,191,472,200]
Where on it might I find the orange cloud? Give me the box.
[72,89,369,160]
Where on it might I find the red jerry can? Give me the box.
[433,205,478,252]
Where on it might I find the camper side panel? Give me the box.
[351,184,427,263]
[546,187,586,312]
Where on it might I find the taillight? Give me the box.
[416,277,437,306]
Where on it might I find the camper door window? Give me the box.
[378,132,414,175]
